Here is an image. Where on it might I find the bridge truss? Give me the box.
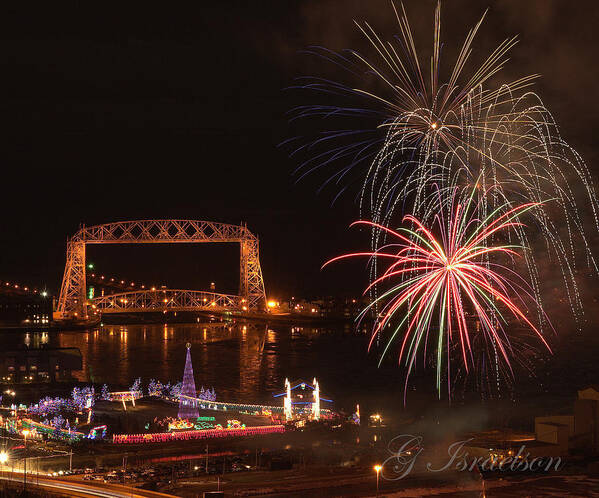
[91,289,241,314]
[55,220,266,319]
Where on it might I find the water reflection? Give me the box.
[15,331,49,349]
[0,323,379,410]
[44,322,287,402]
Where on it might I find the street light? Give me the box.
[0,451,8,486]
[22,430,30,494]
[374,464,382,497]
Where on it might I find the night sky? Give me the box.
[1,1,598,302]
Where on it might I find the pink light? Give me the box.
[112,425,285,444]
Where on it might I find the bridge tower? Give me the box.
[240,235,267,310]
[57,240,87,318]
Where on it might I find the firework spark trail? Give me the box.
[288,2,599,322]
[324,189,553,401]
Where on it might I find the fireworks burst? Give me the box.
[325,188,553,400]
[289,1,598,319]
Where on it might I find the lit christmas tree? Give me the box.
[178,343,199,419]
[148,379,164,397]
[130,377,142,397]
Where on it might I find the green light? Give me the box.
[88,287,95,299]
[87,263,94,270]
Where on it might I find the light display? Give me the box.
[112,424,285,444]
[109,391,140,402]
[352,404,360,425]
[42,415,67,430]
[283,379,292,421]
[178,395,285,415]
[147,379,164,397]
[129,378,142,397]
[28,387,95,419]
[170,381,183,398]
[194,421,215,430]
[20,418,84,443]
[108,391,140,410]
[226,419,245,429]
[71,386,95,412]
[178,344,199,419]
[198,386,216,402]
[168,419,194,431]
[275,378,332,421]
[174,393,334,421]
[28,397,71,416]
[146,378,216,400]
[312,378,320,421]
[88,425,107,440]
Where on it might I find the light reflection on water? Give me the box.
[13,322,348,405]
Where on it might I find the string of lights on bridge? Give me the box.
[87,263,155,291]
[0,280,49,298]
[87,264,219,296]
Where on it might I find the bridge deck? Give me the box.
[91,289,244,313]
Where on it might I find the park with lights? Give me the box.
[0,343,354,494]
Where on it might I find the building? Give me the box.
[0,347,82,383]
[288,296,369,319]
[0,292,52,328]
[532,386,599,455]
